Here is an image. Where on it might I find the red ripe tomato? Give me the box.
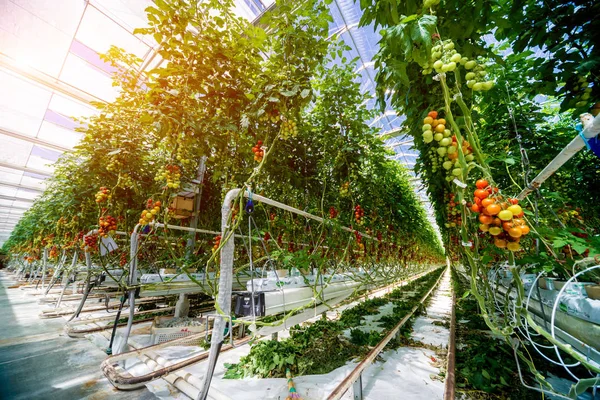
[474,189,489,200]
[471,204,480,213]
[509,198,519,205]
[428,110,438,119]
[474,197,482,206]
[475,179,488,189]
[502,221,513,231]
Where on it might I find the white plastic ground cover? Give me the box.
[133,272,450,400]
[410,272,452,348]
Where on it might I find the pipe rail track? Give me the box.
[444,291,457,400]
[326,268,446,400]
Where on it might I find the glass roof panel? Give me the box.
[19,175,47,189]
[0,136,32,166]
[15,189,39,200]
[0,187,17,197]
[75,5,151,58]
[60,53,119,102]
[37,121,83,149]
[0,71,53,136]
[25,156,54,174]
[0,1,77,77]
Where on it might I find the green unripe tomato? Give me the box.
[450,53,462,63]
[447,145,457,154]
[433,60,443,70]
[452,168,462,177]
[481,81,494,91]
[473,82,484,91]
[440,137,452,147]
[434,133,444,141]
[465,60,477,70]
[437,147,447,157]
[467,80,476,88]
[465,72,476,80]
[422,124,432,131]
[443,161,453,170]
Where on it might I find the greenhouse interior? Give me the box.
[0,0,599,399]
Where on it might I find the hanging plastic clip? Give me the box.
[245,187,255,214]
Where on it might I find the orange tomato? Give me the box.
[474,197,482,206]
[486,204,501,215]
[435,124,446,133]
[508,227,523,238]
[481,198,495,208]
[513,218,525,226]
[428,111,438,119]
[494,239,507,248]
[448,152,459,160]
[502,221,513,231]
[471,204,480,213]
[474,189,489,200]
[424,116,434,125]
[479,214,493,225]
[432,119,439,127]
[492,218,502,226]
[520,225,530,235]
[437,118,446,125]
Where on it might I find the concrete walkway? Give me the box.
[0,271,158,400]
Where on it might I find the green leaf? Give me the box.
[461,290,471,299]
[300,89,311,98]
[481,369,491,379]
[400,15,418,24]
[389,0,399,24]
[552,239,567,248]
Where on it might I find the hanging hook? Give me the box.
[245,187,255,214]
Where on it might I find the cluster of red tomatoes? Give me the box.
[84,234,99,251]
[95,187,110,203]
[470,179,530,251]
[329,206,338,219]
[119,252,128,267]
[98,215,117,238]
[354,205,365,225]
[212,235,221,253]
[48,246,59,259]
[252,140,264,162]
[353,230,365,255]
[139,199,162,225]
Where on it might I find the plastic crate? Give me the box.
[150,316,209,345]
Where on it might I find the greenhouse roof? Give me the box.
[0,0,434,246]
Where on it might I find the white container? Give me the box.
[150,316,208,345]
